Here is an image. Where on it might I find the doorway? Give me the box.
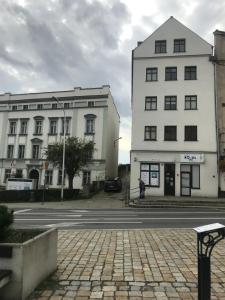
[29,169,39,189]
[164,164,175,196]
[180,172,191,196]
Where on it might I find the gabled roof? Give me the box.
[133,16,212,57]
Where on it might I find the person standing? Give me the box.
[138,178,145,199]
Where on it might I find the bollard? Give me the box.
[194,223,225,300]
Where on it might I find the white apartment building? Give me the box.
[0,85,120,189]
[130,17,218,199]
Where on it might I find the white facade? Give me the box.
[130,17,218,199]
[0,85,120,189]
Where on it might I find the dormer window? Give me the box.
[174,39,185,52]
[155,40,166,53]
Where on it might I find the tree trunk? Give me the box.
[68,175,73,189]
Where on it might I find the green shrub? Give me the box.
[0,205,14,241]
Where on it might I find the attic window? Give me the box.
[155,40,166,53]
[174,39,185,52]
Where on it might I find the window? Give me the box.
[155,40,166,53]
[49,119,57,135]
[145,97,157,110]
[88,101,94,107]
[185,66,197,80]
[18,145,25,159]
[64,103,69,109]
[12,105,17,111]
[86,119,95,134]
[32,145,40,159]
[140,163,160,187]
[85,150,93,161]
[144,126,157,141]
[15,169,23,178]
[62,119,70,134]
[23,105,28,110]
[83,171,91,185]
[34,120,42,134]
[185,126,197,141]
[52,103,57,109]
[174,39,185,52]
[37,104,43,110]
[20,120,28,134]
[192,165,200,189]
[9,121,17,134]
[165,96,177,110]
[164,126,177,141]
[185,95,197,110]
[57,170,65,185]
[7,145,14,158]
[146,68,158,81]
[4,169,11,183]
[165,67,177,81]
[180,164,200,189]
[45,170,53,185]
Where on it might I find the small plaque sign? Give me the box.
[193,223,225,233]
[180,153,204,163]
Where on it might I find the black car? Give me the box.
[104,177,122,192]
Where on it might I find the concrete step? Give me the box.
[129,198,225,208]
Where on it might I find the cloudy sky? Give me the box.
[1,0,225,163]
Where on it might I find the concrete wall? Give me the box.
[214,30,225,192]
[0,228,57,300]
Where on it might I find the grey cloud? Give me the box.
[0,0,131,117]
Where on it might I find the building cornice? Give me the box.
[131,149,217,154]
[133,54,211,60]
[0,94,109,105]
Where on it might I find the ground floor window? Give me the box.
[45,170,53,185]
[4,169,11,183]
[140,163,160,187]
[57,170,66,185]
[83,171,91,185]
[180,164,200,189]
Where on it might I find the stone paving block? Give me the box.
[29,229,225,299]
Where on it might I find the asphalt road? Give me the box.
[13,207,225,229]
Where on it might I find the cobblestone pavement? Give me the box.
[29,229,225,300]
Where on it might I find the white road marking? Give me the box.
[15,217,225,221]
[44,222,83,228]
[14,209,32,215]
[69,210,88,213]
[17,213,82,217]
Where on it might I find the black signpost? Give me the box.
[193,223,225,300]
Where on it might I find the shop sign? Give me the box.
[180,153,204,163]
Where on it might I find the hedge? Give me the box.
[0,189,80,203]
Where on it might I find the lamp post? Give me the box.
[52,96,66,202]
[114,137,122,147]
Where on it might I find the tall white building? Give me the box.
[130,17,218,198]
[0,85,120,189]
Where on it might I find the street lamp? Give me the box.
[52,96,66,202]
[114,137,122,147]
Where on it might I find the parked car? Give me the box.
[104,177,122,192]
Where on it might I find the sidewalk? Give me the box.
[29,229,225,300]
[2,191,126,210]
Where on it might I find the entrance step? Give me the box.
[129,197,225,208]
